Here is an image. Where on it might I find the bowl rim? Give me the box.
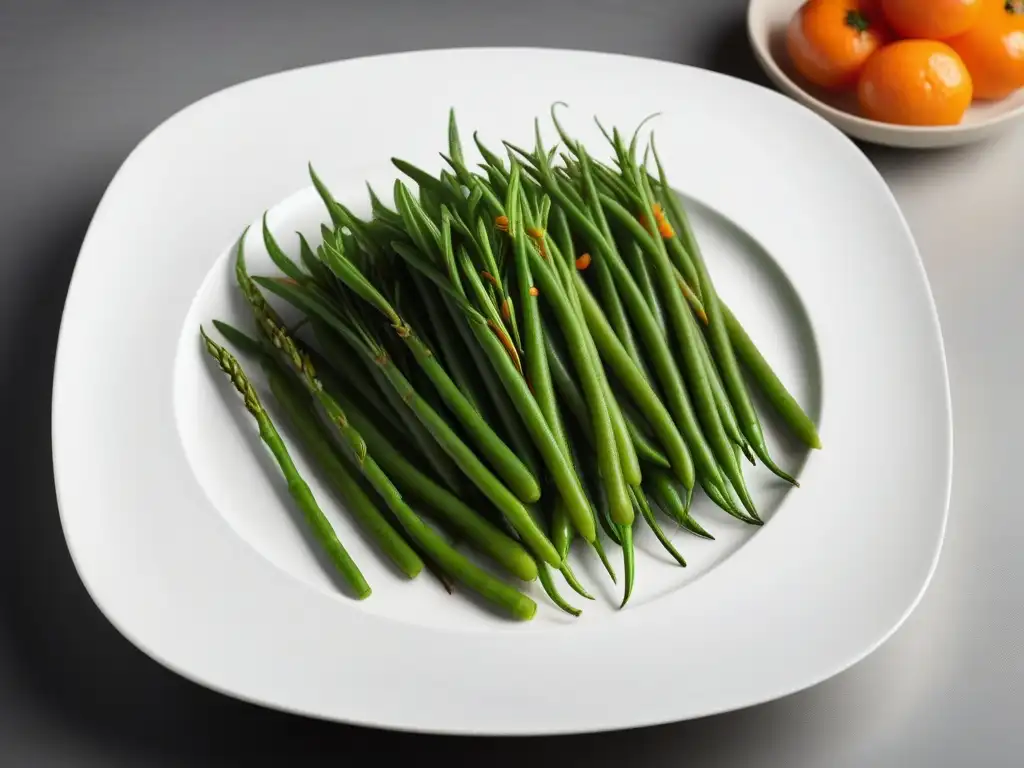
[746,0,1024,136]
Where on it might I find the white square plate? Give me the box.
[52,48,951,734]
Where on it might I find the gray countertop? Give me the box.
[2,1,1020,764]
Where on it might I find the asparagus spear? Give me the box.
[200,326,371,598]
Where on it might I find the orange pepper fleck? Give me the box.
[639,205,674,238]
[480,270,499,288]
[529,286,539,297]
[488,319,522,375]
[500,299,511,320]
[652,203,675,239]
[495,215,509,232]
[576,253,592,270]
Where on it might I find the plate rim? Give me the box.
[51,46,953,734]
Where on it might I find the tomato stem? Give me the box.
[845,9,871,32]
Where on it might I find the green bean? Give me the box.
[591,531,617,584]
[649,141,797,486]
[646,469,714,540]
[355,330,561,567]
[200,327,371,598]
[418,542,456,594]
[573,276,695,492]
[723,304,822,449]
[368,354,465,491]
[359,452,536,619]
[211,319,264,358]
[314,357,429,467]
[525,242,632,526]
[701,474,761,526]
[538,224,642,490]
[308,164,349,232]
[593,159,646,211]
[445,113,506,221]
[527,159,715,498]
[646,178,702,301]
[244,284,539,618]
[619,522,635,608]
[457,242,515,356]
[544,332,591,430]
[267,365,424,578]
[550,207,576,276]
[696,329,755,464]
[694,329,746,449]
[538,562,581,617]
[513,206,570,459]
[300,322,406,437]
[473,218,505,293]
[620,237,666,337]
[596,318,643,487]
[391,158,449,199]
[254,268,552,562]
[297,232,338,293]
[560,561,595,601]
[442,296,542,480]
[474,132,509,178]
[620,404,671,470]
[632,487,686,567]
[409,269,488,417]
[262,215,309,285]
[622,167,758,519]
[557,406,620,583]
[267,283,464,491]
[367,183,406,230]
[465,184,485,224]
[393,181,443,262]
[551,501,574,562]
[323,381,538,582]
[307,165,380,258]
[419,184,444,225]
[543,288,668,472]
[454,250,595,542]
[315,250,543,503]
[591,469,621,546]
[482,165,509,199]
[574,143,645,372]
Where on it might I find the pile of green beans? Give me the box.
[200,108,820,620]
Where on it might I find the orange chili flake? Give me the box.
[488,318,523,375]
[500,299,511,320]
[528,286,539,297]
[480,270,499,288]
[494,215,509,232]
[575,253,592,270]
[652,203,675,239]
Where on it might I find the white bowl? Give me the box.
[748,0,1024,148]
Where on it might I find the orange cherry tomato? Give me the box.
[881,0,983,39]
[948,0,1024,100]
[787,0,889,90]
[858,40,974,124]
